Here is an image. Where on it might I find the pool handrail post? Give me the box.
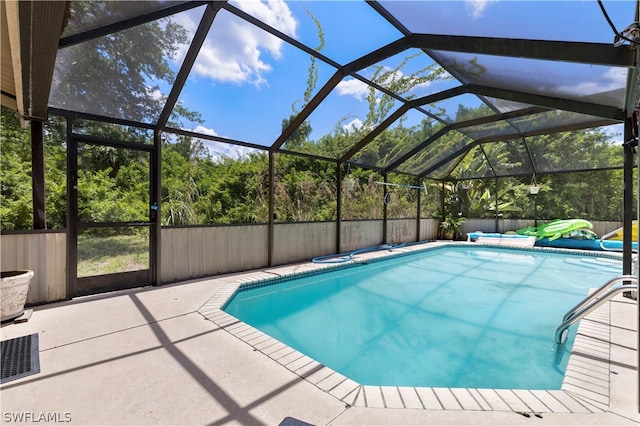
[562,275,637,322]
[554,283,638,344]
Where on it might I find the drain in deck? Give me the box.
[1,334,40,384]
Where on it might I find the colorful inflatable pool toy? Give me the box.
[534,237,637,251]
[516,219,593,241]
[607,221,638,241]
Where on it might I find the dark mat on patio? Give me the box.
[1,333,40,384]
[279,417,314,426]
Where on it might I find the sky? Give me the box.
[158,0,635,159]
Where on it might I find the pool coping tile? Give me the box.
[363,386,385,408]
[197,242,621,415]
[380,386,403,409]
[415,386,443,410]
[398,386,424,409]
[317,372,348,392]
[434,387,463,410]
[329,378,360,401]
[452,387,483,410]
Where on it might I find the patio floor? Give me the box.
[1,244,639,425]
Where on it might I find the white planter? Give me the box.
[1,270,34,321]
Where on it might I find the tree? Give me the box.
[282,8,324,151]
[0,108,33,229]
[1,2,201,230]
[51,2,188,122]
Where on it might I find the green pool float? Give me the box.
[516,219,593,241]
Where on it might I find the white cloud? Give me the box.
[145,86,165,103]
[192,125,260,160]
[556,67,627,97]
[413,79,434,94]
[603,123,624,145]
[343,118,363,133]
[193,124,219,137]
[338,67,436,102]
[205,141,260,161]
[601,67,628,88]
[172,1,298,86]
[465,0,493,19]
[230,0,297,38]
[336,78,370,101]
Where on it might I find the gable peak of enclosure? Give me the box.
[2,0,639,180]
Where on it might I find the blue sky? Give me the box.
[160,0,635,159]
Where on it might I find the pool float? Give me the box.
[562,229,597,240]
[516,219,593,241]
[606,221,637,241]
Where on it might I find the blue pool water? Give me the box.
[224,246,622,389]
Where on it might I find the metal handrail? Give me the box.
[554,284,638,344]
[598,238,615,251]
[598,227,639,253]
[562,275,637,322]
[599,227,623,242]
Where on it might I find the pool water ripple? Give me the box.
[222,245,622,390]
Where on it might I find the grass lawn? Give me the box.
[77,231,149,277]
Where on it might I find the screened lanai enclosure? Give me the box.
[1,0,640,302]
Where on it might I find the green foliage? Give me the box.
[43,118,68,229]
[1,104,632,232]
[196,152,270,224]
[274,153,336,222]
[0,12,632,231]
[385,174,421,219]
[438,213,466,237]
[341,167,384,220]
[54,1,187,122]
[283,9,324,152]
[0,109,33,229]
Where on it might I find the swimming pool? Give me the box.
[223,245,622,390]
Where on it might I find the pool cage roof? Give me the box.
[2,0,640,181]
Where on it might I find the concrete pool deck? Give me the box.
[1,242,638,425]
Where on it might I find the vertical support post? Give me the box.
[268,151,275,266]
[494,177,499,232]
[382,173,388,244]
[66,116,77,298]
[416,178,421,242]
[440,181,445,239]
[151,129,162,286]
[623,115,634,279]
[622,112,637,398]
[637,144,640,419]
[631,108,640,415]
[336,162,342,254]
[634,110,640,415]
[31,120,46,229]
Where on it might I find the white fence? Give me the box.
[1,218,625,305]
[162,219,439,281]
[1,232,66,305]
[461,219,623,239]
[160,224,269,283]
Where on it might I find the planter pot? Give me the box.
[343,178,357,191]
[1,270,34,322]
